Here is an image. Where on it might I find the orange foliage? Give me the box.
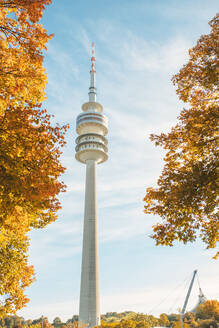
[0,0,68,316]
[0,0,53,115]
[0,0,52,22]
[144,14,219,257]
[196,300,219,321]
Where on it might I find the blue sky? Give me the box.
[18,0,218,322]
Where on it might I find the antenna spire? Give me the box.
[89,42,96,102]
[91,42,96,72]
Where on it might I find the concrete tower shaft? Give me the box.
[76,43,108,328]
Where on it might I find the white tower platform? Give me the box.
[75,44,108,328]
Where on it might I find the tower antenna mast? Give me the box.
[91,42,95,72]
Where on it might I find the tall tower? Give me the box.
[75,43,108,328]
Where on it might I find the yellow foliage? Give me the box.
[0,0,68,316]
[144,14,219,257]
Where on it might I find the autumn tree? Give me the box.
[0,0,51,19]
[183,312,197,328]
[0,0,68,317]
[144,14,219,257]
[172,321,190,328]
[159,314,170,327]
[0,0,53,115]
[196,300,219,321]
[65,323,78,328]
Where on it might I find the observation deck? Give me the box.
[75,44,108,165]
[75,110,108,163]
[75,132,108,164]
[76,111,108,136]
